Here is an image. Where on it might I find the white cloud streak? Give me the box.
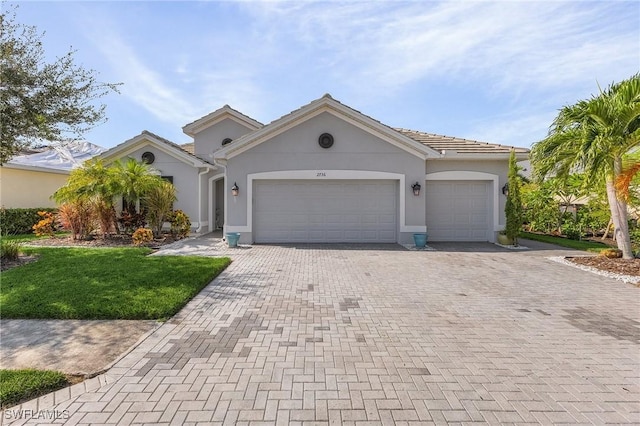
[67,1,638,148]
[466,109,559,148]
[86,29,197,125]
[245,1,638,99]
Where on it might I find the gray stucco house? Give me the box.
[99,94,529,244]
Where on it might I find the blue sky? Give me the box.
[13,0,640,150]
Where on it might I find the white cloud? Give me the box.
[466,109,559,149]
[86,29,197,125]
[242,1,638,99]
[62,0,637,148]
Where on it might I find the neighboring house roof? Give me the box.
[6,141,104,172]
[99,130,215,168]
[182,105,263,137]
[396,129,530,158]
[214,94,440,163]
[181,143,195,155]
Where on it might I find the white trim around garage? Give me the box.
[225,170,426,235]
[425,171,501,232]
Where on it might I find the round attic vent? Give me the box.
[318,133,334,149]
[141,151,155,164]
[222,138,233,146]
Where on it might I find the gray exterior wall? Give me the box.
[225,112,426,244]
[193,118,255,161]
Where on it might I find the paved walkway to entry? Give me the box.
[3,238,639,425]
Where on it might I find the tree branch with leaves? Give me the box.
[0,5,120,163]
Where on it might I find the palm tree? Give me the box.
[110,158,163,212]
[615,156,640,203]
[530,74,640,259]
[53,159,119,236]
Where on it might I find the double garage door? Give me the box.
[425,181,491,241]
[254,180,397,243]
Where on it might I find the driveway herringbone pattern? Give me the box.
[3,242,639,425]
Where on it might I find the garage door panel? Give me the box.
[362,214,378,224]
[426,181,491,242]
[254,180,397,243]
[379,214,395,224]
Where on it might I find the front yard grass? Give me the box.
[0,232,69,242]
[520,232,611,253]
[0,369,69,409]
[0,247,231,320]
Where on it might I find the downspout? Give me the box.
[196,167,211,233]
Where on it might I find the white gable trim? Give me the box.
[425,171,501,232]
[99,134,213,169]
[214,96,439,164]
[224,170,426,236]
[183,106,262,137]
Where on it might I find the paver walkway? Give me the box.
[3,240,639,425]
[0,320,159,376]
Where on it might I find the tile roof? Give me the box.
[181,95,529,159]
[394,128,530,155]
[181,142,194,155]
[266,94,408,140]
[182,105,263,136]
[138,131,214,166]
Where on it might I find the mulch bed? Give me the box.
[25,234,179,248]
[569,256,640,277]
[0,255,39,272]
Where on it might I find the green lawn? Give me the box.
[1,247,231,319]
[0,369,69,409]
[0,232,69,242]
[520,232,611,253]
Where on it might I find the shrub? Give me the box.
[94,199,117,237]
[505,150,523,245]
[601,248,623,259]
[170,210,191,239]
[577,200,610,235]
[132,227,154,246]
[144,181,177,237]
[0,208,57,235]
[561,221,582,240]
[32,211,56,237]
[57,201,95,240]
[631,225,640,244]
[1,240,22,260]
[118,211,146,235]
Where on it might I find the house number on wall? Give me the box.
[316,172,326,177]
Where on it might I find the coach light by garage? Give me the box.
[231,182,239,197]
[411,182,421,196]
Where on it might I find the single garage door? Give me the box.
[425,181,491,241]
[254,180,397,243]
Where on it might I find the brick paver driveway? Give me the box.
[5,241,639,425]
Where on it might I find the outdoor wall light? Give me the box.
[231,182,239,197]
[502,183,509,196]
[411,182,421,196]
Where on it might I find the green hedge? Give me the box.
[0,208,57,235]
